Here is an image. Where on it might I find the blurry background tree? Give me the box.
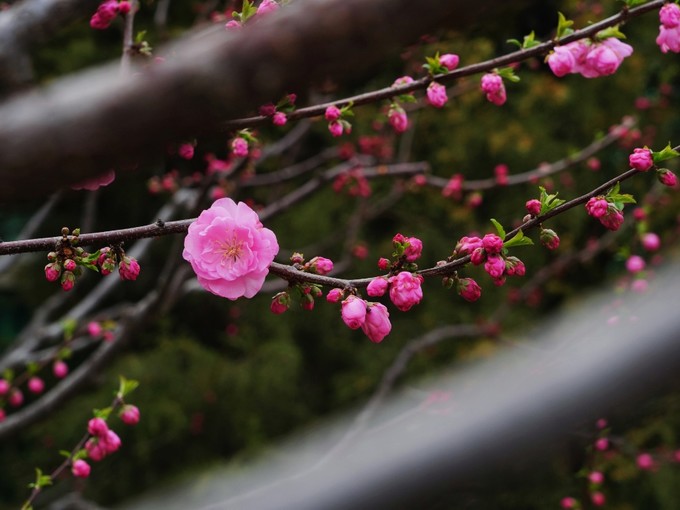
[0,0,679,508]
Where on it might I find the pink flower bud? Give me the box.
[548,46,577,77]
[53,360,69,379]
[484,254,506,279]
[63,259,77,272]
[118,1,131,15]
[270,292,290,314]
[119,256,140,281]
[8,389,23,407]
[657,168,677,187]
[72,459,91,478]
[442,174,464,200]
[61,271,76,291]
[660,2,680,28]
[439,53,460,71]
[0,379,9,395]
[595,437,609,451]
[403,237,423,262]
[457,277,482,302]
[259,103,276,116]
[341,296,367,329]
[28,376,44,394]
[591,491,606,507]
[482,234,503,254]
[102,429,122,453]
[324,106,341,121]
[540,228,560,250]
[641,232,661,251]
[388,271,423,311]
[44,263,61,282]
[225,20,242,30]
[636,452,655,470]
[481,73,506,105]
[599,207,624,231]
[231,137,249,158]
[629,147,654,171]
[560,497,577,509]
[120,404,140,425]
[88,321,103,337]
[426,81,448,108]
[178,143,195,160]
[588,471,604,485]
[361,302,391,343]
[388,106,408,133]
[392,75,414,87]
[85,438,106,461]
[256,0,278,16]
[525,199,541,216]
[326,288,343,303]
[88,417,109,437]
[328,120,344,137]
[626,255,646,273]
[470,247,486,266]
[504,256,526,276]
[367,277,388,297]
[585,197,609,218]
[377,258,390,271]
[308,256,333,275]
[272,112,287,126]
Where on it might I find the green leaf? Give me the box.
[595,25,626,41]
[620,0,647,6]
[59,450,72,458]
[496,67,520,83]
[507,38,522,49]
[556,12,574,39]
[93,407,112,420]
[520,31,541,49]
[118,376,140,398]
[135,30,147,44]
[490,218,506,240]
[539,186,566,214]
[27,468,52,489]
[652,142,680,164]
[61,318,77,341]
[26,362,39,375]
[398,94,417,103]
[504,230,534,249]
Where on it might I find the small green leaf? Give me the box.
[496,67,520,83]
[135,30,147,44]
[118,376,140,398]
[507,38,522,49]
[556,12,574,39]
[490,218,506,240]
[26,362,39,375]
[59,450,72,458]
[620,0,647,6]
[652,142,680,164]
[504,230,535,249]
[93,407,112,420]
[521,31,541,49]
[61,319,77,341]
[595,25,626,41]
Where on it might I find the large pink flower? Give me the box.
[183,198,279,299]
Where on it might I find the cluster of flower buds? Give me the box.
[455,233,526,286]
[480,72,507,105]
[325,104,354,137]
[548,37,633,78]
[90,0,131,30]
[97,246,141,281]
[585,196,625,231]
[259,93,296,126]
[332,167,371,197]
[270,253,334,313]
[230,129,257,158]
[44,228,87,291]
[226,0,279,29]
[657,2,680,54]
[367,271,424,312]
[326,291,392,343]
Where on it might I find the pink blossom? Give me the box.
[482,234,503,254]
[585,197,609,218]
[28,377,44,394]
[71,169,116,190]
[404,237,423,262]
[72,459,91,478]
[392,75,414,87]
[8,389,23,407]
[586,43,622,76]
[272,112,287,126]
[256,0,278,16]
[481,73,506,105]
[63,259,76,272]
[231,137,249,158]
[388,107,408,133]
[324,106,341,121]
[637,453,655,470]
[225,20,242,30]
[377,257,390,271]
[182,198,279,300]
[361,303,391,343]
[525,199,541,216]
[456,236,483,255]
[560,497,577,509]
[367,277,389,297]
[341,296,367,329]
[259,103,276,116]
[86,438,107,462]
[307,256,333,275]
[641,232,661,251]
[547,45,577,77]
[657,25,680,53]
[591,491,606,507]
[328,120,344,137]
[439,53,460,71]
[629,147,654,171]
[484,254,506,279]
[442,174,464,200]
[178,143,194,160]
[90,1,119,30]
[470,247,486,266]
[660,3,680,28]
[426,82,448,108]
[657,168,678,187]
[457,277,482,302]
[88,417,109,437]
[53,360,69,378]
[626,255,646,273]
[600,207,624,231]
[119,256,140,281]
[595,437,609,451]
[88,321,103,337]
[102,429,122,454]
[388,271,423,311]
[588,471,604,485]
[301,295,315,311]
[326,288,343,303]
[118,1,131,15]
[120,405,140,425]
[61,271,75,291]
[0,379,8,395]
[504,256,526,276]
